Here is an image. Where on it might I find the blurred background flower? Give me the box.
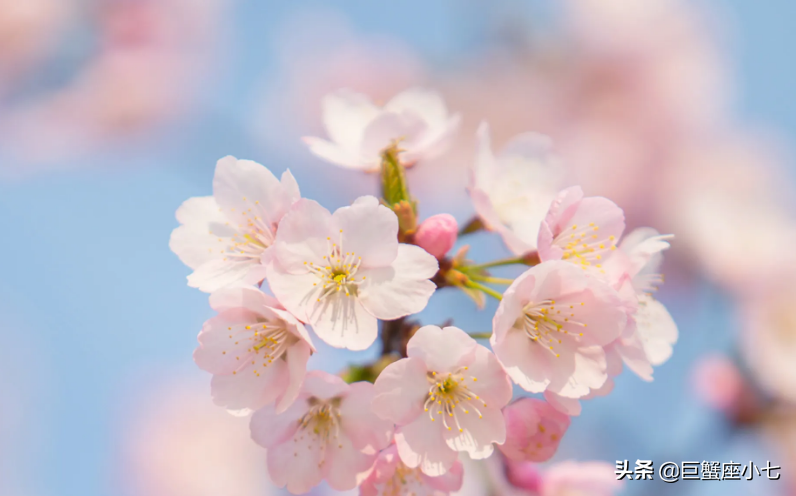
[1,1,795,495]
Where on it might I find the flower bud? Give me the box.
[498,398,570,462]
[415,214,458,258]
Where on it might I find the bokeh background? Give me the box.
[1,1,795,495]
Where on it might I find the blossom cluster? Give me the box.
[170,87,678,495]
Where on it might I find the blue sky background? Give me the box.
[0,1,794,495]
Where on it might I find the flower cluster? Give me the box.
[170,87,678,495]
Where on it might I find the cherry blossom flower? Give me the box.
[469,122,564,256]
[265,196,438,351]
[616,228,678,370]
[372,325,512,476]
[537,186,625,273]
[193,287,314,415]
[499,398,571,463]
[250,371,393,494]
[491,261,626,398]
[303,87,460,171]
[170,156,301,293]
[415,214,458,259]
[360,444,464,496]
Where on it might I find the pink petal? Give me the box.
[308,292,379,351]
[250,399,306,449]
[331,195,399,268]
[424,459,464,492]
[544,391,583,416]
[442,402,505,459]
[303,136,367,170]
[395,417,459,477]
[465,345,513,408]
[272,198,333,274]
[340,381,394,452]
[209,358,288,412]
[323,434,378,492]
[264,263,320,323]
[275,340,311,413]
[169,196,233,269]
[407,325,477,373]
[372,357,429,425]
[187,258,261,293]
[358,244,438,321]
[212,156,300,230]
[302,370,349,400]
[266,431,324,494]
[493,328,552,393]
[547,344,608,399]
[320,88,380,150]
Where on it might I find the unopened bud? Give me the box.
[415,214,458,258]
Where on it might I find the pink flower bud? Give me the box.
[498,398,571,463]
[414,214,458,258]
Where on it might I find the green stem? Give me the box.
[464,280,503,301]
[467,332,492,340]
[468,274,514,285]
[460,256,526,272]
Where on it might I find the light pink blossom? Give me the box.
[303,87,460,171]
[469,122,564,256]
[415,214,458,259]
[265,195,438,351]
[372,325,512,476]
[617,228,678,370]
[360,444,464,496]
[250,371,393,494]
[193,287,314,415]
[491,261,626,398]
[537,186,625,273]
[499,398,571,463]
[170,156,301,293]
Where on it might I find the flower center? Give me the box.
[296,398,344,448]
[224,321,295,377]
[379,463,425,496]
[424,368,487,433]
[515,299,586,357]
[555,222,616,272]
[211,199,277,262]
[305,229,367,300]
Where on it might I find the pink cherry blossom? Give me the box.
[499,398,571,463]
[193,286,314,415]
[250,371,393,494]
[360,444,464,496]
[170,156,301,293]
[469,122,565,256]
[491,261,626,398]
[265,195,438,351]
[415,214,458,259]
[537,186,625,273]
[605,228,678,381]
[303,87,460,171]
[539,461,623,496]
[372,325,512,476]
